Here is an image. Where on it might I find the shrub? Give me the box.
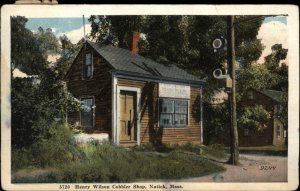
[11,123,76,170]
[11,149,33,171]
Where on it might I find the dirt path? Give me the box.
[180,154,287,182]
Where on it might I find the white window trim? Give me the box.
[113,85,141,146]
[112,75,117,145]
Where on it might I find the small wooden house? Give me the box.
[239,89,287,147]
[66,37,205,146]
[215,89,287,147]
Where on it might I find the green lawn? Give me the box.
[239,145,287,151]
[224,145,287,156]
[12,142,225,183]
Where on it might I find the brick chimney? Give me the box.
[131,32,140,54]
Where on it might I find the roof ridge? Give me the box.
[85,40,204,84]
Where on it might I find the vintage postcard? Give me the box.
[1,4,299,191]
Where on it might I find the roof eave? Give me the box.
[112,70,205,87]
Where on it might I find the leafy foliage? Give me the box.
[89,15,265,104]
[89,15,143,47]
[238,105,271,132]
[12,123,75,170]
[264,44,288,91]
[237,43,288,129]
[11,16,81,149]
[203,102,230,145]
[34,27,60,57]
[237,64,279,100]
[264,44,288,72]
[55,35,83,78]
[11,16,47,75]
[277,91,288,127]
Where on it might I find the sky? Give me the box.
[257,16,288,64]
[26,17,91,43]
[25,16,288,64]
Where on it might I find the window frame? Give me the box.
[83,51,93,80]
[247,91,255,101]
[276,125,281,139]
[80,97,95,128]
[158,98,189,128]
[243,128,250,136]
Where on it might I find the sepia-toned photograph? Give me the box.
[1,4,299,191]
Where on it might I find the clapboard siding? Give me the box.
[118,78,202,145]
[67,43,203,145]
[67,44,114,136]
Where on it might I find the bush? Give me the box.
[11,149,33,171]
[12,123,76,170]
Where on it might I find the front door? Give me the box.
[119,91,137,142]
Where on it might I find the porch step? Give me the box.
[119,141,138,147]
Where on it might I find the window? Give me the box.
[81,98,94,127]
[243,128,250,136]
[276,125,281,139]
[159,98,188,127]
[83,52,93,79]
[247,91,254,100]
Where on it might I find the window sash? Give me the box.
[81,98,94,127]
[85,53,92,66]
[84,52,92,79]
[276,126,281,138]
[159,98,188,127]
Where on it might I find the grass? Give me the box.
[199,144,228,161]
[223,145,287,156]
[12,141,225,183]
[238,145,287,156]
[238,145,287,151]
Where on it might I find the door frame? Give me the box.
[114,85,141,146]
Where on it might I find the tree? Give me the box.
[238,105,271,132]
[89,15,143,48]
[138,16,190,67]
[55,35,83,78]
[237,43,288,131]
[11,16,80,149]
[264,44,288,91]
[88,15,264,83]
[237,64,279,100]
[203,102,230,145]
[35,27,60,57]
[264,44,288,129]
[87,16,267,158]
[11,16,47,75]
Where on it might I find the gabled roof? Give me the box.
[87,41,204,85]
[259,89,284,103]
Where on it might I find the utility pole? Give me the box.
[227,16,239,165]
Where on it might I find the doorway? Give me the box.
[119,90,137,142]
